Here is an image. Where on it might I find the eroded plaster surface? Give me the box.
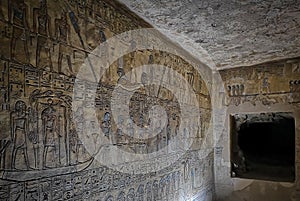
[118,0,300,69]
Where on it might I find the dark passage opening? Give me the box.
[231,113,295,182]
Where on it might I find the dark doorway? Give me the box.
[231,113,295,182]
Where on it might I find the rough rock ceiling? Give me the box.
[118,0,300,70]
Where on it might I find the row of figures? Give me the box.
[100,107,181,153]
[227,84,245,97]
[0,169,181,200]
[0,94,92,180]
[2,0,107,75]
[101,111,168,146]
[289,80,300,93]
[104,172,181,201]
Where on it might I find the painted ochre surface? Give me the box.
[0,0,213,200]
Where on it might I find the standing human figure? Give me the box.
[33,0,53,70]
[9,0,30,63]
[10,100,30,169]
[55,11,73,74]
[41,99,60,168]
[102,112,111,138]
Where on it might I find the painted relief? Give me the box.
[220,59,300,106]
[0,0,212,200]
[10,0,31,64]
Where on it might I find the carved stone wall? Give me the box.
[0,0,213,200]
[214,57,300,201]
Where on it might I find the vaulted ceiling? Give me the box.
[118,0,300,70]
